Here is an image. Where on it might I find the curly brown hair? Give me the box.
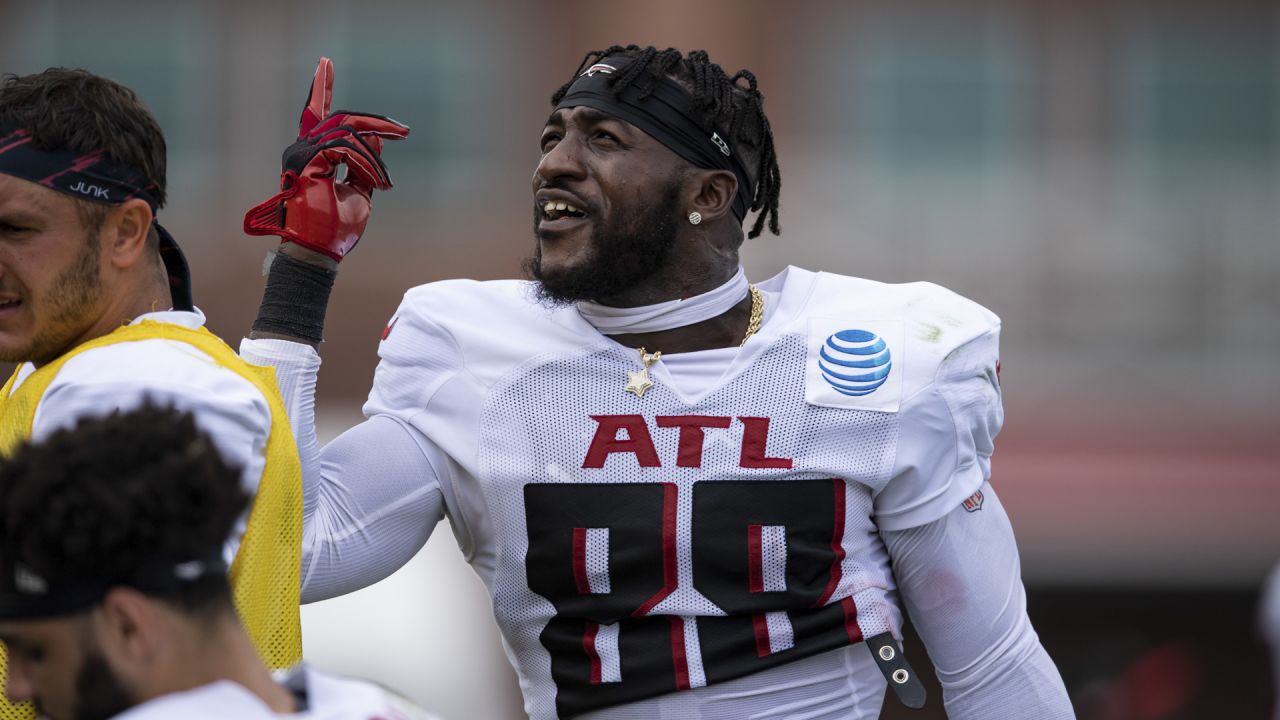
[0,68,168,236]
[0,403,247,616]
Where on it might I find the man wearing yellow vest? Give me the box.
[0,67,377,717]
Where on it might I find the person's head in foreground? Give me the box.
[0,68,185,367]
[0,403,280,720]
[528,45,781,306]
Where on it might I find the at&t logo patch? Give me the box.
[818,329,892,396]
[806,319,903,412]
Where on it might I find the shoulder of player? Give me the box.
[44,336,270,419]
[397,277,557,320]
[803,272,999,346]
[803,270,994,321]
[385,277,594,368]
[55,334,256,387]
[793,271,1000,396]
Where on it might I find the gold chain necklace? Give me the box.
[740,284,763,346]
[625,285,762,398]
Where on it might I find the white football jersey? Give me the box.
[111,663,436,719]
[366,266,1002,719]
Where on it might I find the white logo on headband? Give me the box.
[711,132,731,156]
[581,63,616,77]
[69,181,110,200]
[14,564,48,595]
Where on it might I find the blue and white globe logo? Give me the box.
[819,329,892,396]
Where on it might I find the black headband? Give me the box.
[0,555,227,620]
[0,126,160,209]
[0,125,193,311]
[554,59,755,222]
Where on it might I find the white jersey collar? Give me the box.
[131,306,207,329]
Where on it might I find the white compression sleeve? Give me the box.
[240,337,447,603]
[882,483,1075,720]
[300,414,447,602]
[239,338,324,521]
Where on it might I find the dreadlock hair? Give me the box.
[0,402,248,618]
[551,45,781,240]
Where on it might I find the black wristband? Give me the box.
[252,250,337,344]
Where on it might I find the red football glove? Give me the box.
[244,57,410,261]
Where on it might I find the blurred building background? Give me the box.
[1,0,1276,717]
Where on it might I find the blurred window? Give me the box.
[848,10,1032,171]
[1117,20,1276,174]
[49,1,219,156]
[312,8,501,192]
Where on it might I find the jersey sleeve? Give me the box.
[882,484,1073,718]
[874,316,1002,531]
[363,286,466,422]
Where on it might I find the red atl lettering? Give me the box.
[582,415,660,468]
[655,415,733,468]
[583,415,794,469]
[738,417,794,469]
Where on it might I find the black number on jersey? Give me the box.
[524,479,864,717]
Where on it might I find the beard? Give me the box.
[70,647,134,720]
[524,182,681,305]
[0,232,103,364]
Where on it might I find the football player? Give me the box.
[243,47,1074,719]
[0,65,401,716]
[0,403,440,719]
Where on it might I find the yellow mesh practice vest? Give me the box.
[0,321,303,719]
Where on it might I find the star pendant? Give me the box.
[625,368,655,398]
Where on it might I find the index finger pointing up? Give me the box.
[299,57,335,136]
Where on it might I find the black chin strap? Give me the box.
[156,223,194,311]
